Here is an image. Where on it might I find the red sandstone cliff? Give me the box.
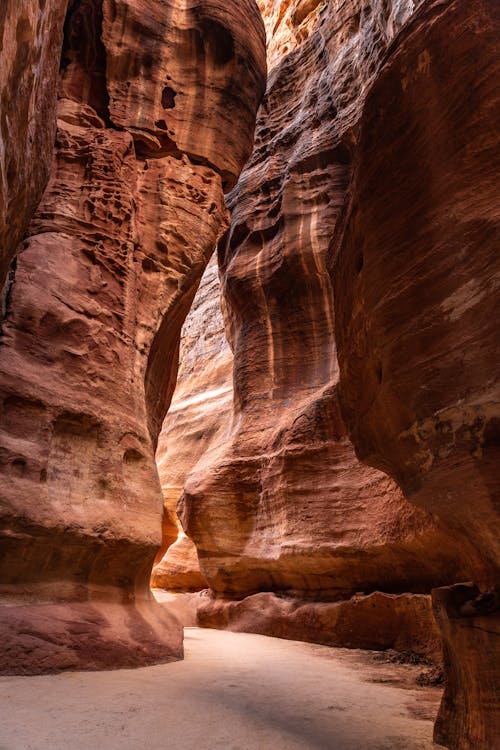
[0,0,266,673]
[0,0,68,286]
[152,254,232,591]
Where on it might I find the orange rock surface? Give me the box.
[0,0,68,285]
[331,1,500,745]
[152,254,231,591]
[178,0,478,601]
[0,0,266,673]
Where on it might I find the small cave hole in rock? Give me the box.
[162,86,177,109]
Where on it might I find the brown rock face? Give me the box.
[332,0,500,591]
[0,0,266,673]
[197,590,442,665]
[432,584,500,750]
[0,0,68,286]
[330,1,500,746]
[152,254,232,591]
[178,0,478,601]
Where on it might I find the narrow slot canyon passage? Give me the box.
[0,629,443,750]
[0,0,498,749]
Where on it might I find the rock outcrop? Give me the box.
[178,0,478,602]
[0,0,266,673]
[152,254,232,591]
[331,1,500,745]
[0,0,68,286]
[197,590,442,665]
[432,584,500,750]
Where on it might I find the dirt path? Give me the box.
[0,628,444,749]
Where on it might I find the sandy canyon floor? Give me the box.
[0,628,444,750]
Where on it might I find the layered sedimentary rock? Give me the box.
[0,0,266,673]
[432,584,500,750]
[152,255,231,591]
[331,1,500,745]
[197,590,442,664]
[0,0,68,286]
[332,0,499,593]
[178,0,478,602]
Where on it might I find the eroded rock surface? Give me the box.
[178,0,477,602]
[152,255,231,591]
[0,0,266,673]
[197,591,442,665]
[332,0,500,593]
[0,0,68,285]
[331,2,499,745]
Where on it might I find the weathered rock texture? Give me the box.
[332,0,499,594]
[432,584,500,750]
[0,0,68,286]
[152,254,231,591]
[0,0,266,673]
[197,590,442,665]
[178,0,478,601]
[152,3,499,745]
[331,1,500,745]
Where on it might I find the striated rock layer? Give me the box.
[0,0,68,286]
[152,254,232,591]
[197,590,442,665]
[331,1,500,746]
[156,3,499,745]
[0,0,266,673]
[178,0,480,603]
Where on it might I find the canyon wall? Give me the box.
[152,254,232,591]
[0,0,68,286]
[156,1,499,746]
[1,0,497,743]
[0,0,266,673]
[331,1,500,746]
[178,0,480,601]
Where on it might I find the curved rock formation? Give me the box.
[331,1,500,745]
[178,0,478,601]
[0,0,266,673]
[332,0,499,592]
[197,590,442,665]
[0,0,68,285]
[152,254,231,591]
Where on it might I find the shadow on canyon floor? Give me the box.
[0,628,445,750]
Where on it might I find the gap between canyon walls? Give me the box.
[0,0,266,673]
[0,1,497,749]
[153,2,499,749]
